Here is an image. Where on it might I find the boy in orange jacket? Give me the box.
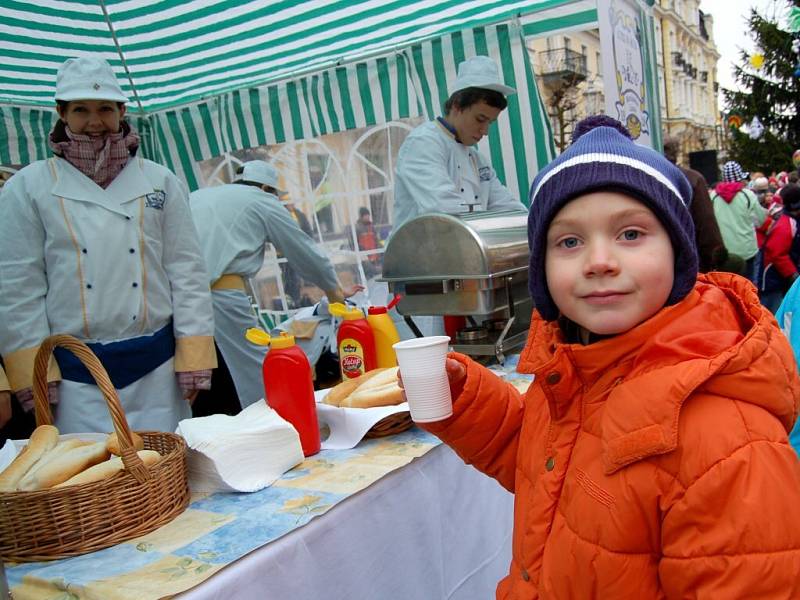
[414,116,800,598]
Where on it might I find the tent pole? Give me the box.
[98,0,145,114]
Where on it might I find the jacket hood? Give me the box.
[520,272,800,473]
[715,181,745,202]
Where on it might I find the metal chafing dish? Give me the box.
[381,210,532,362]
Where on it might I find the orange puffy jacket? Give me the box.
[422,273,800,598]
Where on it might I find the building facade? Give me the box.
[527,0,721,162]
[654,0,722,161]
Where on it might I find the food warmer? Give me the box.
[380,210,532,363]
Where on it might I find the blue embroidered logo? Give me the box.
[145,190,166,210]
[478,166,492,182]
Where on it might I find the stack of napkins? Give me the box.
[176,401,304,493]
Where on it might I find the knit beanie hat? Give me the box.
[527,116,697,322]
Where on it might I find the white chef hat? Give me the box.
[450,56,516,97]
[55,56,129,103]
[236,161,285,193]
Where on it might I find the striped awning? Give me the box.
[2,0,589,113]
[0,0,605,194]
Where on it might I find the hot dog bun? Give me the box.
[106,431,145,456]
[0,425,59,491]
[18,442,110,491]
[54,450,161,488]
[326,367,404,409]
[323,368,386,406]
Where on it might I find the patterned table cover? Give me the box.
[6,355,532,600]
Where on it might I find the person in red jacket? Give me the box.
[408,116,800,598]
[757,184,800,312]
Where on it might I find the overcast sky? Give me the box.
[698,0,789,98]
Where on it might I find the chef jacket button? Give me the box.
[132,282,138,288]
[546,371,561,385]
[460,188,464,192]
[545,457,555,471]
[132,315,137,320]
[82,248,87,254]
[129,248,135,254]
[474,195,478,200]
[521,568,530,582]
[125,216,131,220]
[86,283,92,289]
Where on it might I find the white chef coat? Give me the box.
[0,156,216,433]
[393,120,526,228]
[190,184,341,407]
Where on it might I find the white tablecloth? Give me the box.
[176,445,514,600]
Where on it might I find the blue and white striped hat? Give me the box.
[722,160,749,183]
[527,116,697,321]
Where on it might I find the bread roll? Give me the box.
[0,425,59,491]
[323,368,387,407]
[54,450,161,488]
[342,381,404,408]
[18,442,110,491]
[106,431,144,456]
[333,367,404,409]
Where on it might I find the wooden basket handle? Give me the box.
[33,335,151,483]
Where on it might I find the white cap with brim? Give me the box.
[450,56,516,96]
[236,161,285,193]
[55,56,129,103]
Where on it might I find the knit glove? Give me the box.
[177,370,212,394]
[15,382,60,413]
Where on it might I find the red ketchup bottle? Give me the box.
[250,330,320,457]
[329,303,377,379]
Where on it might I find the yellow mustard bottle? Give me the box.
[366,303,401,368]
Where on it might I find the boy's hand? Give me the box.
[397,358,467,398]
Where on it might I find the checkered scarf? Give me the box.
[48,120,140,188]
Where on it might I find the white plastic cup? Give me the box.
[393,336,453,422]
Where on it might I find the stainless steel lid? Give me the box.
[381,210,530,282]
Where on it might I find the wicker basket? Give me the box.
[365,411,413,438]
[0,335,189,562]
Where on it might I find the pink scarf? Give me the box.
[48,121,140,188]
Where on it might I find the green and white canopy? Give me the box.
[0,0,600,195]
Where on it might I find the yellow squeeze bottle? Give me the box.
[366,297,401,368]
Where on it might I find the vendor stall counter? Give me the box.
[5,359,534,600]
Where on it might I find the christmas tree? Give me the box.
[723,1,800,174]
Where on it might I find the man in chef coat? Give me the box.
[393,55,526,229]
[190,161,361,415]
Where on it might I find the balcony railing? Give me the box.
[538,48,588,85]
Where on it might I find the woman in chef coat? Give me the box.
[393,56,526,229]
[190,161,361,415]
[0,56,216,434]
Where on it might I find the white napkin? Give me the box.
[315,389,410,450]
[176,401,303,493]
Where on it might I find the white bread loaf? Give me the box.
[18,441,110,491]
[54,450,161,488]
[323,368,386,407]
[106,431,144,456]
[0,425,59,491]
[334,367,404,409]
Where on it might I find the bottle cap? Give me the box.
[245,327,271,346]
[329,302,365,320]
[270,331,296,349]
[367,306,387,315]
